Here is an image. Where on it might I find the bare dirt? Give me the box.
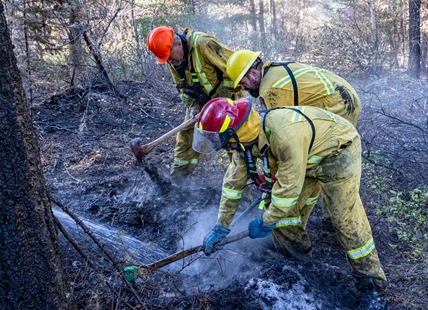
[32,81,423,309]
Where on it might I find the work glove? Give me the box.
[248,217,276,239]
[203,224,231,256]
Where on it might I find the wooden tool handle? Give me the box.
[140,230,249,270]
[141,113,200,154]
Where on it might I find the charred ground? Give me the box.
[33,81,426,309]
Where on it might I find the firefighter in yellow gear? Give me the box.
[226,50,361,124]
[226,50,362,247]
[193,97,389,310]
[147,27,245,184]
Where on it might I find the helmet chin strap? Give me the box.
[231,132,245,152]
[229,128,274,196]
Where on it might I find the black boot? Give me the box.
[356,283,389,310]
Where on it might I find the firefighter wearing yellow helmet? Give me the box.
[226,49,361,126]
[194,97,389,310]
[226,50,362,244]
[145,27,245,184]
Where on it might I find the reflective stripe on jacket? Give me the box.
[169,28,244,110]
[260,61,361,127]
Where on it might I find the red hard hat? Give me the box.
[198,97,250,133]
[192,97,251,153]
[147,26,174,63]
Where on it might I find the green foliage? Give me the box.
[379,187,428,257]
[362,158,428,258]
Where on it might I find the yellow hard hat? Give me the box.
[226,50,262,88]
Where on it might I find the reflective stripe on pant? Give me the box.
[272,178,320,261]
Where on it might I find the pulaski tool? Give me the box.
[125,230,249,276]
[129,113,200,161]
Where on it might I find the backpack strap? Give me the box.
[263,62,298,106]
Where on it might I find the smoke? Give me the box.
[161,195,268,294]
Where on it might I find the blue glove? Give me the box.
[248,217,276,239]
[203,224,231,256]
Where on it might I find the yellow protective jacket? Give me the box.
[259,61,361,126]
[217,106,359,228]
[169,28,244,111]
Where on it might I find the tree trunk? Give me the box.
[270,0,277,40]
[0,2,71,309]
[421,32,427,78]
[249,0,257,32]
[293,0,304,58]
[258,0,267,50]
[368,0,378,75]
[400,0,406,68]
[23,0,34,106]
[68,0,84,87]
[130,0,145,81]
[408,0,421,79]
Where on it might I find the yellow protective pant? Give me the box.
[170,105,204,183]
[316,88,362,221]
[272,139,389,293]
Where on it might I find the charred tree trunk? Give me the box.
[0,3,71,309]
[408,0,421,79]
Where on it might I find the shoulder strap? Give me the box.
[263,62,298,106]
[261,107,315,153]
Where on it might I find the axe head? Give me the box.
[129,138,144,161]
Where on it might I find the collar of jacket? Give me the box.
[183,28,194,53]
[261,60,273,78]
[182,28,208,62]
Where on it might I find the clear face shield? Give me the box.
[192,123,226,154]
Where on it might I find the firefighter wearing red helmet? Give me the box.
[146,27,245,185]
[194,97,389,310]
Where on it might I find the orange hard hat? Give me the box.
[147,26,174,63]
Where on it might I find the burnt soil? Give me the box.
[33,81,425,309]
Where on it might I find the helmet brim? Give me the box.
[156,52,170,64]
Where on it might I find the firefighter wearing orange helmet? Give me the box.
[226,50,362,244]
[146,26,245,184]
[193,97,389,310]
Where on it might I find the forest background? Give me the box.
[1,0,428,309]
